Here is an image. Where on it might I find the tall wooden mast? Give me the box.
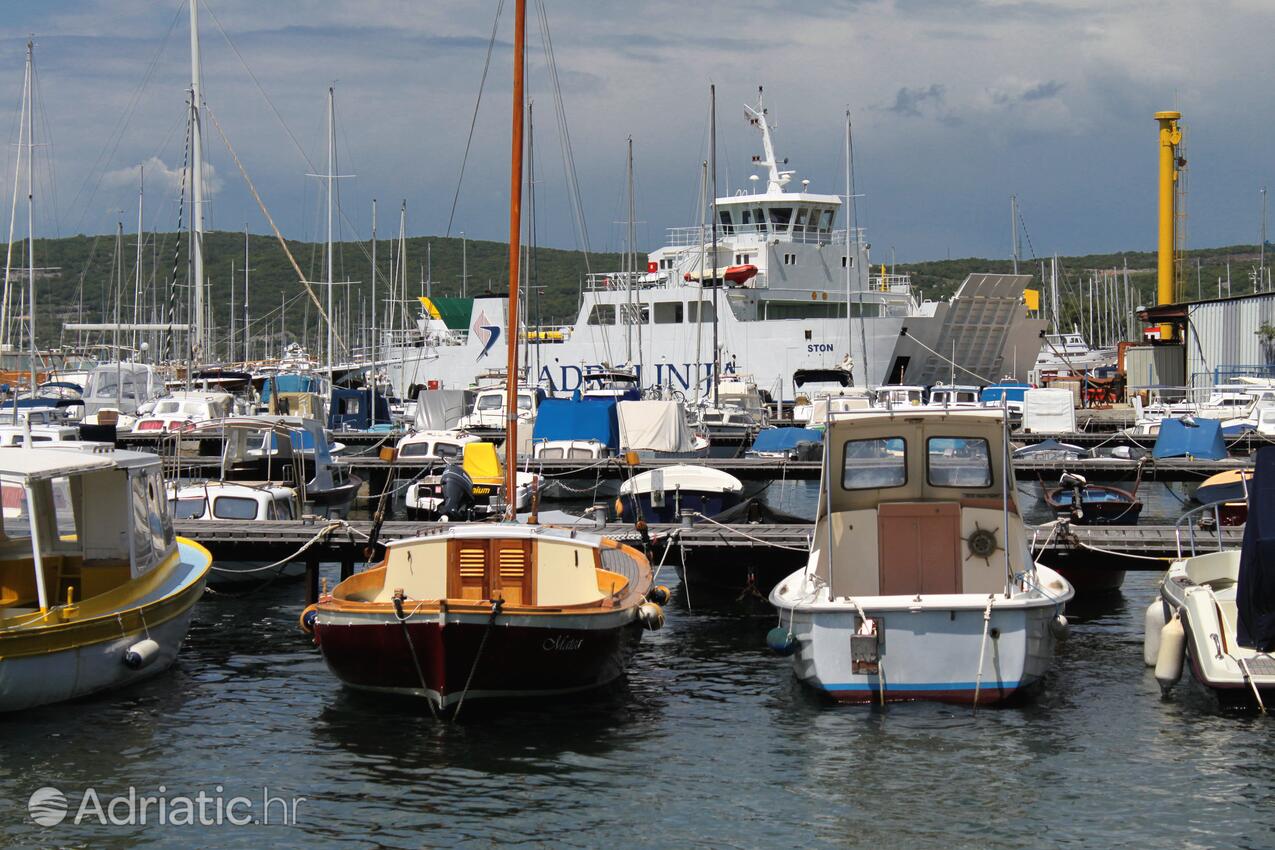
[504,0,527,517]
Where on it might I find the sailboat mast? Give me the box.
[25,40,35,399]
[710,84,719,408]
[243,224,250,362]
[189,0,206,362]
[325,85,335,376]
[0,45,27,354]
[370,199,377,423]
[504,0,527,517]
[133,166,143,356]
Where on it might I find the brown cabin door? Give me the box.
[877,502,962,595]
[447,538,535,605]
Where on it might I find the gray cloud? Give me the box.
[884,84,946,117]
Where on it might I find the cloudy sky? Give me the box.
[0,0,1270,263]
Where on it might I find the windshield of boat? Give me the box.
[927,437,993,488]
[212,496,259,520]
[171,497,206,520]
[476,394,503,411]
[842,437,907,489]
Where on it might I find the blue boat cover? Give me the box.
[1152,417,1227,460]
[1238,447,1275,650]
[261,374,322,402]
[329,388,392,430]
[979,382,1029,404]
[532,398,619,449]
[750,427,822,453]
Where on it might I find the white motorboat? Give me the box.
[769,409,1073,704]
[617,464,744,523]
[169,481,303,588]
[1146,449,1275,708]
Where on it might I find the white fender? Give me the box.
[123,638,161,670]
[1144,599,1168,667]
[1154,614,1185,694]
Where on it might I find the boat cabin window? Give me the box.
[819,209,835,232]
[687,301,715,322]
[435,442,463,459]
[517,393,535,411]
[397,442,432,458]
[926,437,992,488]
[0,479,33,539]
[476,393,503,411]
[718,210,734,233]
[618,303,648,325]
[212,496,259,520]
[568,447,597,459]
[794,207,809,229]
[172,497,207,520]
[741,209,752,226]
[156,401,181,414]
[768,207,793,231]
[654,302,684,324]
[537,446,563,459]
[841,437,907,490]
[587,304,615,325]
[267,498,293,520]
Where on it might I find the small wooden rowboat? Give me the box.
[303,525,665,712]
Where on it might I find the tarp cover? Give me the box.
[1238,446,1275,649]
[413,389,468,430]
[750,427,822,453]
[980,382,1030,404]
[1021,388,1077,433]
[462,442,502,485]
[261,374,322,402]
[532,398,619,449]
[617,400,696,453]
[1152,417,1227,460]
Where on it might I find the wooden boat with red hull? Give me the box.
[303,525,664,710]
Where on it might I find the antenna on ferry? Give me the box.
[744,85,792,193]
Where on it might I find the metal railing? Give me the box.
[664,226,859,247]
[1174,494,1246,559]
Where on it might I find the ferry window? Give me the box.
[718,210,734,232]
[842,438,907,490]
[841,256,848,268]
[794,208,810,232]
[769,207,793,229]
[741,210,752,226]
[687,301,715,322]
[927,437,992,488]
[171,498,206,520]
[618,303,649,325]
[654,302,684,324]
[587,304,615,325]
[213,496,259,520]
[754,209,767,233]
[820,209,835,231]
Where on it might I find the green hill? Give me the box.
[2,230,1269,356]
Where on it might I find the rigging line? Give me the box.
[536,0,591,268]
[69,0,184,232]
[29,52,61,240]
[203,100,344,351]
[444,0,506,238]
[1015,201,1038,263]
[200,0,313,170]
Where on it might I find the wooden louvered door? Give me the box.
[446,538,535,605]
[493,539,534,606]
[448,540,491,601]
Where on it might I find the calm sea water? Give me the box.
[1,480,1271,848]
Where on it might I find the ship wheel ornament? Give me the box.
[964,524,1001,565]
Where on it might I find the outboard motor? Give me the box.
[1060,471,1087,522]
[438,462,475,521]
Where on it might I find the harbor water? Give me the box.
[2,481,1272,848]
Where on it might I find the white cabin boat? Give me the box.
[769,410,1073,704]
[168,481,302,587]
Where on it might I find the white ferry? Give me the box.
[385,95,1044,400]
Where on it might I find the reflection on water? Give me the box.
[0,493,1272,847]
